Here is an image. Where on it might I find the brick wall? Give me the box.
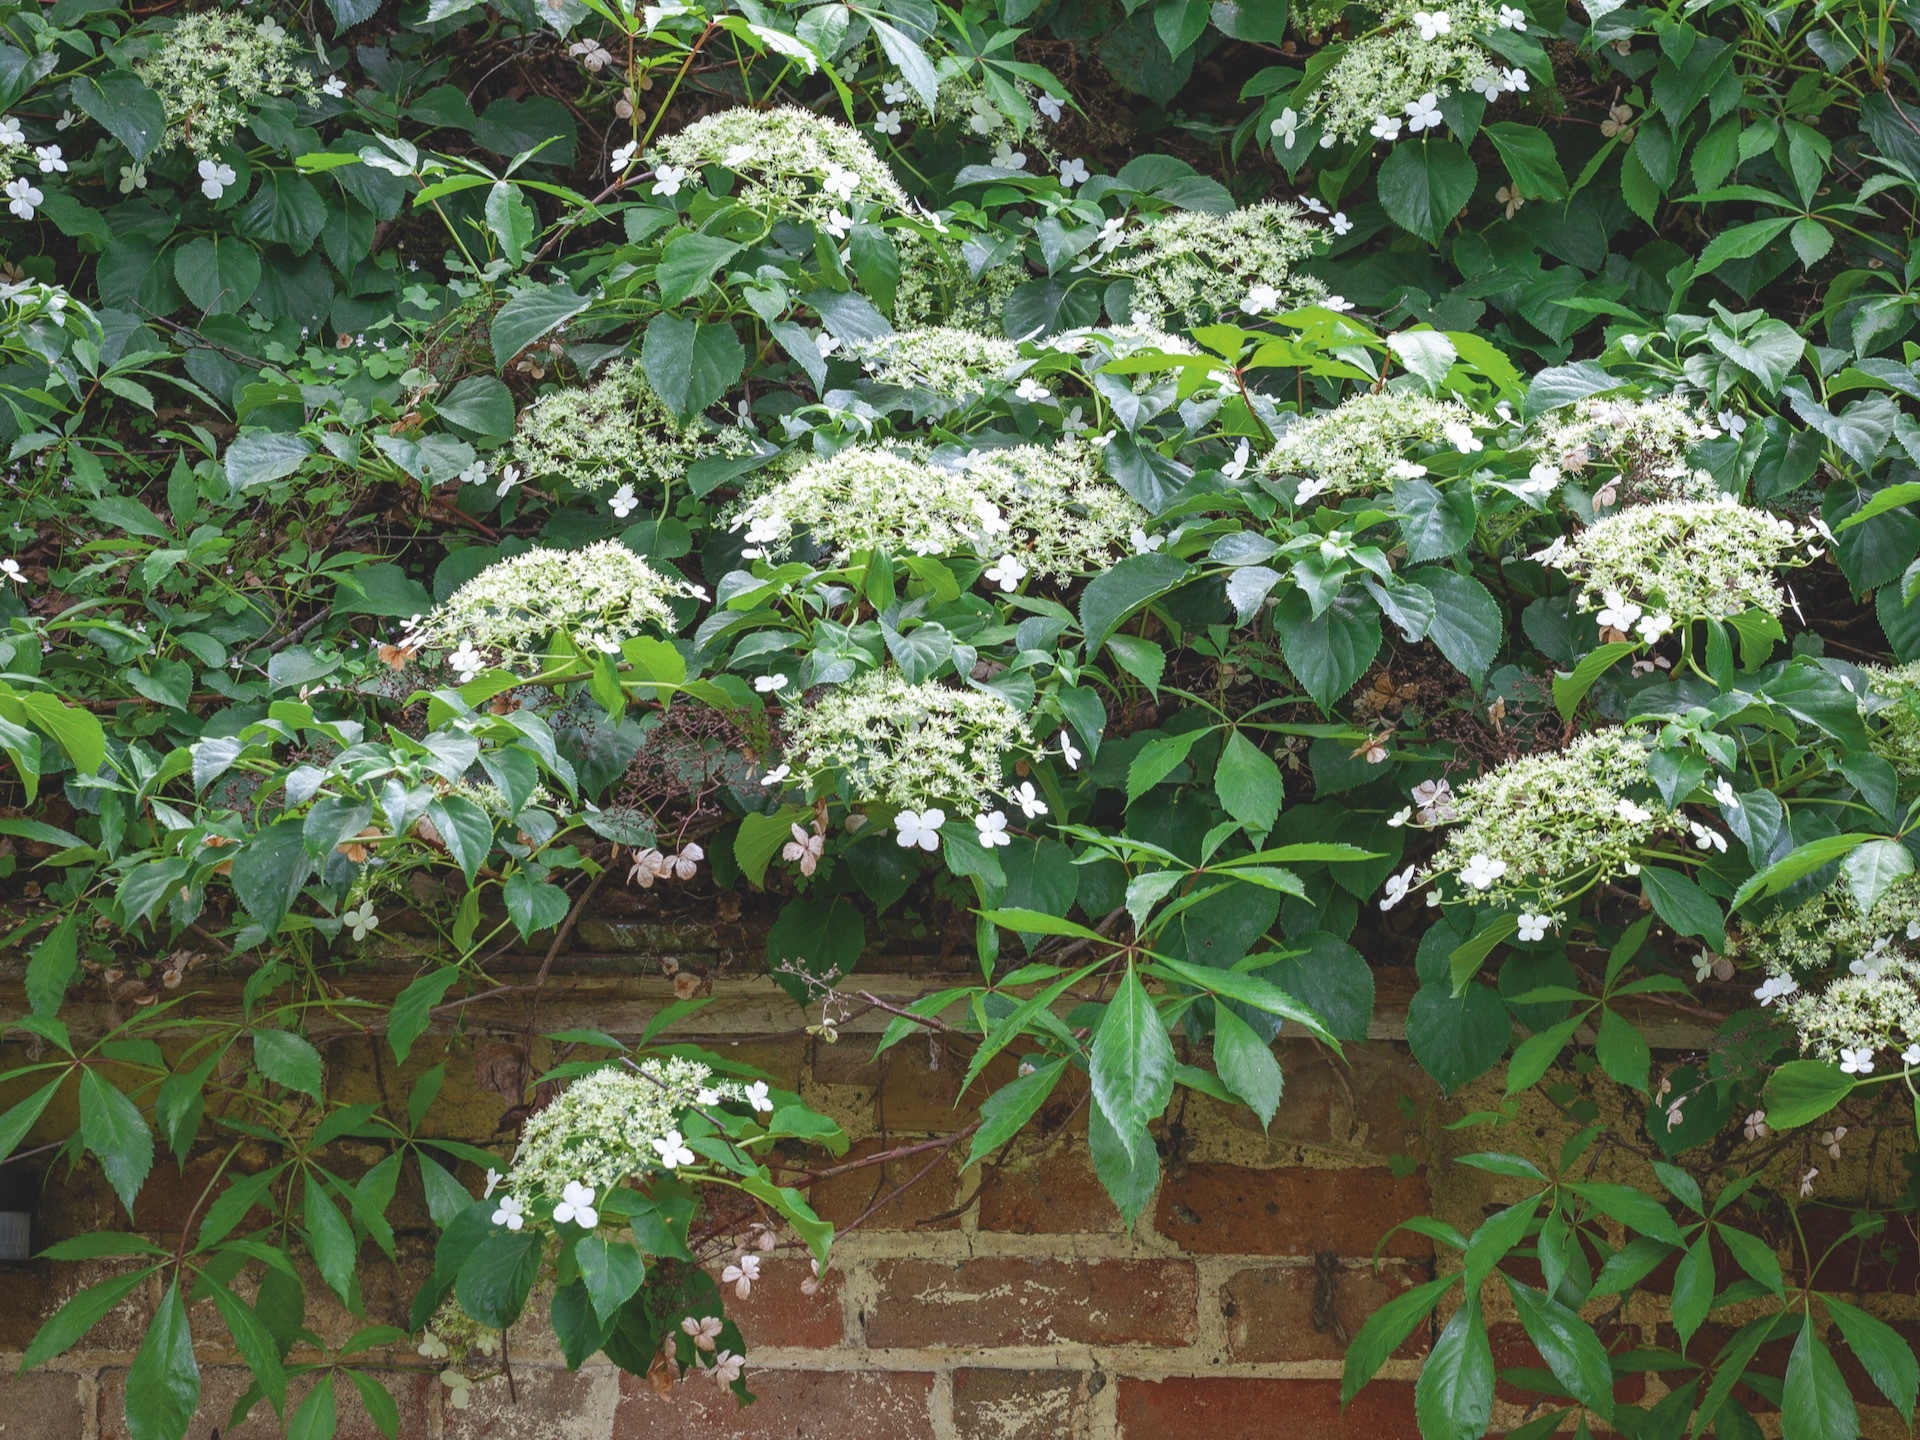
[3,957,1916,1439]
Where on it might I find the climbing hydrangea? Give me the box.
[849,327,1023,400]
[509,361,758,497]
[1262,390,1477,499]
[1866,661,1920,776]
[134,12,318,156]
[783,669,1034,809]
[1106,202,1324,325]
[651,106,911,221]
[1528,395,1721,494]
[1417,729,1673,907]
[1777,957,1920,1068]
[405,541,691,661]
[1303,0,1507,145]
[890,230,1023,330]
[733,441,1142,579]
[1547,496,1809,625]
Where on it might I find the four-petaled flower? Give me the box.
[0,559,23,584]
[34,145,65,174]
[323,74,348,98]
[984,553,1028,592]
[653,163,688,196]
[118,164,148,194]
[199,159,237,200]
[895,808,946,850]
[1272,108,1300,148]
[754,673,790,693]
[1904,1044,1920,1067]
[1414,9,1451,37]
[721,1253,761,1298]
[490,1195,525,1230]
[783,822,824,876]
[1516,911,1551,942]
[1443,420,1482,453]
[1036,93,1063,121]
[1839,1048,1875,1075]
[1497,3,1526,26]
[1471,69,1506,101]
[609,484,639,518]
[1058,157,1089,186]
[975,810,1012,848]
[709,1349,745,1384]
[682,1315,723,1351]
[761,763,791,787]
[1058,732,1082,770]
[1241,283,1282,314]
[448,640,484,683]
[1615,798,1653,824]
[1595,591,1643,633]
[1404,93,1443,133]
[874,109,903,136]
[1379,864,1416,911]
[343,901,379,941]
[1688,821,1726,854]
[1131,526,1164,554]
[743,1080,773,1113]
[1369,114,1403,142]
[1330,211,1352,236]
[1753,974,1798,1006]
[1010,781,1048,819]
[1460,852,1508,890]
[553,1179,599,1227]
[7,177,44,220]
[1014,377,1050,403]
[652,1130,696,1169]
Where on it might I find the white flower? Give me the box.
[483,1168,504,1199]
[1470,68,1506,100]
[1497,3,1527,25]
[709,1350,745,1384]
[32,144,63,174]
[117,163,148,194]
[1717,409,1748,437]
[823,165,860,200]
[198,159,237,200]
[1839,1048,1875,1075]
[1388,806,1412,828]
[1693,953,1716,983]
[1131,526,1164,554]
[447,640,485,683]
[874,108,903,136]
[1059,157,1090,186]
[1502,67,1530,92]
[494,463,523,497]
[611,141,639,171]
[1615,798,1653,825]
[1330,211,1352,236]
[1521,462,1561,495]
[1010,781,1048,819]
[458,461,488,487]
[1460,852,1508,890]
[343,901,379,941]
[490,1195,525,1230]
[884,81,911,106]
[971,497,1011,536]
[1299,194,1329,215]
[1058,733,1083,770]
[0,117,19,146]
[1380,864,1417,910]
[1516,911,1551,942]
[1637,612,1674,643]
[1903,1044,1920,1066]
[743,1080,773,1113]
[1241,283,1283,314]
[1754,974,1799,1006]
[1272,108,1301,147]
[990,142,1028,170]
[6,177,42,220]
[1689,821,1727,853]
[1712,778,1741,808]
[1369,114,1403,142]
[1822,1125,1848,1158]
[895,808,946,851]
[1743,1110,1767,1141]
[651,1130,696,1170]
[1404,93,1443,133]
[983,554,1029,592]
[754,673,790,693]
[0,559,22,584]
[322,73,348,98]
[1036,93,1064,121]
[1014,377,1051,403]
[783,823,824,876]
[1444,420,1482,453]
[975,810,1012,848]
[553,1179,600,1227]
[1595,591,1643,633]
[823,209,852,239]
[1414,8,1452,37]
[1799,1167,1818,1197]
[653,163,688,196]
[609,484,639,519]
[682,1315,723,1352]
[257,16,287,40]
[721,1253,761,1299]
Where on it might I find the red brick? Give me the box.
[809,1039,1019,1132]
[0,1258,150,1353]
[1220,1262,1432,1363]
[978,1137,1122,1235]
[1796,1208,1920,1293]
[1490,1322,1645,1407]
[951,1369,1089,1439]
[445,1365,617,1439]
[728,1257,844,1348]
[99,1367,433,1440]
[1117,1377,1417,1438]
[1156,1164,1432,1258]
[861,1258,1196,1348]
[807,1138,966,1231]
[0,1370,90,1438]
[614,1367,935,1439]
[1196,1042,1434,1157]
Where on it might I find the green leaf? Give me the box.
[25,913,77,1017]
[125,1284,200,1440]
[232,817,317,936]
[1211,1003,1283,1125]
[1149,952,1337,1045]
[288,1375,337,1440]
[484,182,536,265]
[426,796,494,884]
[70,72,167,161]
[1079,550,1191,652]
[1843,838,1913,915]
[22,1270,149,1370]
[225,431,315,490]
[1377,139,1478,244]
[1567,1182,1685,1245]
[1214,730,1284,836]
[1394,479,1477,562]
[1823,1294,1917,1421]
[503,871,571,941]
[304,1176,358,1304]
[1341,1274,1455,1405]
[1639,867,1725,950]
[641,314,746,422]
[1406,568,1502,688]
[1694,216,1795,278]
[967,1059,1068,1169]
[1087,1092,1159,1228]
[656,232,744,306]
[1553,641,1639,720]
[736,807,808,889]
[1671,1235,1714,1348]
[1484,122,1568,199]
[576,1234,646,1325]
[1407,981,1510,1093]
[1783,1318,1857,1440]
[173,236,262,316]
[1088,963,1175,1167]
[1732,833,1877,910]
[1762,1059,1854,1130]
[490,283,590,369]
[1505,1278,1615,1421]
[1415,1296,1495,1440]
[254,1029,324,1099]
[388,967,459,1064]
[1273,589,1382,712]
[1595,1008,1651,1092]
[79,1068,152,1218]
[207,1283,289,1414]
[434,375,516,441]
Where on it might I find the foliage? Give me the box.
[1,0,1919,1433]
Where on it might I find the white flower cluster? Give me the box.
[1262,389,1478,500]
[1866,661,1920,775]
[1302,0,1525,146]
[1776,954,1920,1072]
[733,441,1142,580]
[134,11,318,157]
[403,541,692,667]
[1545,496,1810,627]
[848,326,1023,400]
[1740,874,1920,999]
[891,229,1023,331]
[0,117,32,212]
[782,669,1035,809]
[1105,202,1325,326]
[1412,730,1673,907]
[1527,395,1720,496]
[651,106,911,222]
[509,361,757,497]
[504,1059,771,1209]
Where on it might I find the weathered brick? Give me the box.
[977,1136,1122,1235]
[446,1364,618,1440]
[860,1258,1197,1349]
[98,1366,433,1440]
[613,1367,935,1439]
[1220,1262,1431,1363]
[1490,1322,1645,1408]
[727,1257,844,1348]
[1156,1164,1431,1258]
[807,1138,967,1231]
[1189,1042,1433,1158]
[951,1369,1089,1440]
[1117,1377,1417,1438]
[0,1370,90,1438]
[809,1038,1018,1133]
[0,1258,150,1354]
